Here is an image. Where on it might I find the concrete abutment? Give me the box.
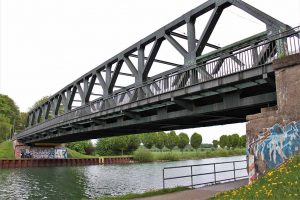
[246,53,300,182]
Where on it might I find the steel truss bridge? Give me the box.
[16,0,300,144]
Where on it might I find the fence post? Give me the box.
[163,168,165,189]
[190,166,194,189]
[214,163,216,184]
[233,162,236,181]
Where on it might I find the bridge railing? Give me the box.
[162,159,248,189]
[17,27,300,140]
[92,26,300,109]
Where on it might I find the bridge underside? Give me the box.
[19,65,276,143]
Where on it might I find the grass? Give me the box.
[0,141,14,159]
[96,186,190,200]
[211,154,300,200]
[133,148,246,162]
[67,148,95,158]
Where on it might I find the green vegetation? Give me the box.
[66,140,95,155]
[165,131,179,151]
[96,135,140,156]
[67,148,95,158]
[133,148,246,162]
[211,154,300,200]
[191,132,202,151]
[0,94,28,142]
[97,186,190,200]
[133,149,154,162]
[0,141,14,159]
[178,132,189,152]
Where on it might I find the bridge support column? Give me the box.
[246,53,300,183]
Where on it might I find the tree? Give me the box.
[231,134,240,149]
[0,94,20,124]
[141,133,156,149]
[66,140,91,154]
[0,115,12,142]
[239,135,246,147]
[177,132,189,152]
[155,131,166,151]
[112,136,128,155]
[190,132,202,151]
[165,131,178,151]
[18,112,28,131]
[212,140,218,148]
[96,137,115,156]
[127,135,140,153]
[219,135,228,148]
[84,141,95,155]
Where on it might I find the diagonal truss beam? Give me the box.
[25,0,290,128]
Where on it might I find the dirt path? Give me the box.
[136,179,248,200]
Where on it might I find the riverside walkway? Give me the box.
[137,179,248,200]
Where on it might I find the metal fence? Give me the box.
[162,160,248,189]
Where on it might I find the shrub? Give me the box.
[133,149,154,162]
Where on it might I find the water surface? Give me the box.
[0,155,246,199]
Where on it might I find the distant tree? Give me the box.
[0,115,12,142]
[155,132,166,151]
[190,133,202,151]
[84,141,96,155]
[127,135,140,153]
[177,132,189,152]
[96,138,115,156]
[31,96,49,110]
[112,136,128,155]
[212,140,219,148]
[66,140,91,154]
[18,112,28,131]
[141,133,156,149]
[239,135,247,148]
[165,131,179,151]
[0,94,20,124]
[231,134,240,149]
[219,135,228,149]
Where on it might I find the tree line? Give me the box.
[212,134,246,149]
[0,94,28,142]
[95,131,203,156]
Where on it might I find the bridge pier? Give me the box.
[246,53,300,182]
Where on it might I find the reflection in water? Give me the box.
[0,156,246,199]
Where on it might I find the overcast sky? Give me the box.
[0,0,299,143]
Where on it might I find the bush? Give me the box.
[133,149,154,162]
[156,152,180,161]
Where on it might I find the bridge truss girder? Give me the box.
[22,0,290,139]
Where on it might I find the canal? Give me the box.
[0,155,246,199]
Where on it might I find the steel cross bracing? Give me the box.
[16,0,297,143]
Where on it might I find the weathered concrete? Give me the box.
[136,179,248,200]
[246,53,300,177]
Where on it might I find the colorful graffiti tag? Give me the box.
[15,146,68,159]
[248,120,300,176]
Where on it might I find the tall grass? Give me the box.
[133,149,154,162]
[0,141,14,159]
[134,148,246,162]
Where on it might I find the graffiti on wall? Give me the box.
[248,120,300,176]
[15,146,68,159]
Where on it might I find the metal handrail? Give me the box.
[162,159,248,189]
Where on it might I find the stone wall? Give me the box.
[246,53,300,182]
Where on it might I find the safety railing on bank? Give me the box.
[162,160,248,189]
